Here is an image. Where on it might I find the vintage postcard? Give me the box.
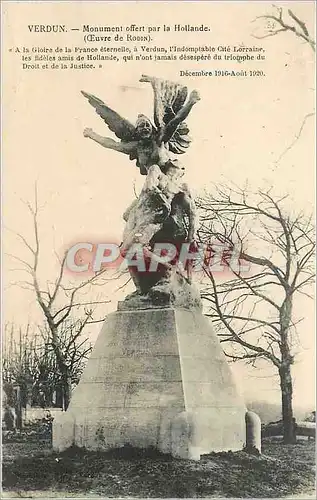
[1,1,316,499]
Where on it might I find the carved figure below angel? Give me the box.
[120,158,201,308]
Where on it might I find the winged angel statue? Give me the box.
[82,74,200,175]
[82,75,202,309]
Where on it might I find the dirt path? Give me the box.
[2,438,315,499]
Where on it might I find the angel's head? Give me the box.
[135,114,153,139]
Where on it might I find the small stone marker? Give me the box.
[245,411,261,454]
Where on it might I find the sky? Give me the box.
[2,1,316,410]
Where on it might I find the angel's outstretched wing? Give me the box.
[140,77,192,155]
[81,91,137,142]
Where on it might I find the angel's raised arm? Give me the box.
[139,75,165,129]
[162,90,200,143]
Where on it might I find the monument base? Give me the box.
[53,308,246,459]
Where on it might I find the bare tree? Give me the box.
[2,324,38,388]
[252,6,315,168]
[2,323,39,426]
[37,318,93,402]
[7,187,111,409]
[3,319,93,412]
[197,185,315,443]
[252,5,315,51]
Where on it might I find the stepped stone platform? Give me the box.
[53,308,246,459]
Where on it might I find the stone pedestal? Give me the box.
[53,308,246,458]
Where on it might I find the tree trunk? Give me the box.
[50,327,71,410]
[61,373,72,411]
[279,364,296,444]
[15,386,23,430]
[279,295,296,444]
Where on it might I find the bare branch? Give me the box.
[48,254,67,307]
[8,185,115,410]
[253,7,315,51]
[198,183,314,376]
[52,300,110,320]
[275,112,315,165]
[288,9,309,37]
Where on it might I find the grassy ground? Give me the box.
[2,426,316,498]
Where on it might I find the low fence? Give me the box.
[262,420,315,439]
[296,422,316,438]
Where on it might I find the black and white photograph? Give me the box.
[1,1,316,498]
